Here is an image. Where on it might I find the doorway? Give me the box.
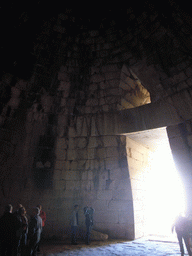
[127,127,186,241]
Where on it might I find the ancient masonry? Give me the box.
[1,4,192,240]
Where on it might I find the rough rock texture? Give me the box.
[1,1,192,240]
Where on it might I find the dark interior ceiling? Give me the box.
[0,1,192,80]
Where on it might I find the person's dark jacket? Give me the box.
[0,212,20,246]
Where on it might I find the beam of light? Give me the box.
[145,144,186,238]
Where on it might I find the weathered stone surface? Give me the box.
[97,190,112,200]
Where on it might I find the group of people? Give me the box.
[0,203,46,256]
[70,205,94,245]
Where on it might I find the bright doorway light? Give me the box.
[145,143,186,238]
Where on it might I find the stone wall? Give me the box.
[126,137,152,238]
[2,4,192,239]
[50,132,133,239]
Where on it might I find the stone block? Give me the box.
[86,98,99,106]
[62,190,75,198]
[58,72,70,81]
[173,71,187,83]
[100,81,109,89]
[68,127,77,137]
[60,98,66,106]
[69,160,78,171]
[118,211,131,224]
[105,71,121,81]
[55,147,67,161]
[80,170,88,180]
[91,116,98,136]
[166,125,181,139]
[113,178,131,191]
[76,149,87,160]
[91,67,100,75]
[63,89,70,98]
[94,211,118,223]
[67,137,74,149]
[90,200,107,212]
[66,180,81,190]
[88,148,95,159]
[96,148,106,159]
[108,88,123,96]
[112,189,132,200]
[76,137,87,149]
[109,168,123,181]
[91,105,101,114]
[101,64,119,73]
[76,116,84,136]
[81,180,92,190]
[85,159,100,170]
[107,79,120,87]
[97,190,112,200]
[187,135,192,147]
[169,136,186,150]
[106,147,119,158]
[119,80,130,90]
[105,96,116,104]
[54,179,66,190]
[187,77,192,86]
[120,98,134,109]
[90,229,108,240]
[77,160,86,170]
[108,200,132,211]
[84,106,91,113]
[103,136,118,147]
[177,81,188,91]
[67,149,76,160]
[102,105,109,112]
[129,148,144,162]
[54,160,65,171]
[105,158,120,170]
[99,98,106,105]
[58,81,70,91]
[89,82,98,91]
[91,74,105,83]
[88,170,94,180]
[65,170,80,180]
[88,137,98,148]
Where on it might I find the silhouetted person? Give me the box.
[70,205,79,245]
[36,204,46,252]
[172,214,192,256]
[13,203,23,218]
[16,206,28,256]
[28,207,42,256]
[0,204,20,256]
[84,206,94,245]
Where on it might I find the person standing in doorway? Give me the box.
[70,205,79,245]
[172,214,192,256]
